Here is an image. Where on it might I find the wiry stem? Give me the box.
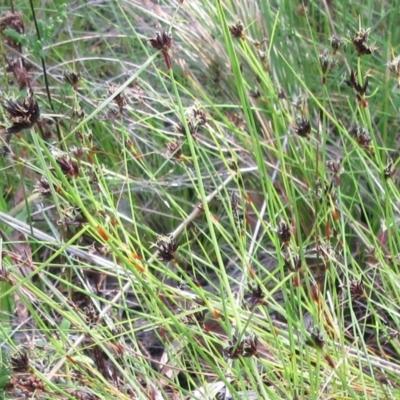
[28,0,62,141]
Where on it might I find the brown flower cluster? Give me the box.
[10,352,30,373]
[330,34,345,55]
[229,20,245,39]
[52,151,80,178]
[319,49,338,84]
[293,115,311,138]
[166,140,184,161]
[0,11,31,89]
[0,11,24,50]
[387,56,400,87]
[349,124,373,151]
[224,334,258,359]
[155,235,179,262]
[149,30,173,70]
[174,103,207,138]
[2,89,40,137]
[63,70,81,90]
[276,220,292,245]
[33,176,60,197]
[345,70,369,107]
[352,28,378,57]
[243,283,267,309]
[107,85,127,115]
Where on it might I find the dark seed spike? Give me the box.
[10,352,30,372]
[156,235,179,262]
[350,279,366,299]
[384,158,395,179]
[294,116,311,138]
[277,220,292,244]
[149,30,173,70]
[229,20,245,39]
[54,153,80,178]
[243,283,267,309]
[345,70,369,105]
[2,91,40,135]
[330,34,345,54]
[63,70,81,89]
[149,30,172,52]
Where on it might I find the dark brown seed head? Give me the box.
[192,104,207,126]
[174,104,206,137]
[33,176,54,197]
[229,20,245,39]
[258,50,267,63]
[314,179,324,201]
[352,28,378,56]
[63,70,81,89]
[387,57,400,87]
[88,242,111,256]
[243,335,258,357]
[7,58,31,90]
[319,50,331,75]
[243,283,267,309]
[319,49,338,76]
[349,125,372,150]
[224,334,258,359]
[284,255,302,272]
[174,119,198,137]
[2,90,40,134]
[277,86,287,100]
[330,34,345,54]
[224,335,245,359]
[250,88,262,99]
[0,11,24,34]
[0,262,10,282]
[294,116,311,138]
[277,220,292,244]
[106,107,121,120]
[345,70,368,96]
[384,158,395,179]
[251,38,267,48]
[149,30,172,52]
[156,235,179,262]
[326,160,343,186]
[349,279,365,299]
[316,241,336,260]
[53,153,80,178]
[326,160,343,174]
[0,11,24,50]
[70,145,88,159]
[107,85,127,113]
[166,140,183,161]
[84,305,100,326]
[10,352,29,372]
[345,70,369,106]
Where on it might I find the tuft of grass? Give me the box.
[1,0,400,398]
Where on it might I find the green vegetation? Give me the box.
[1,0,400,398]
